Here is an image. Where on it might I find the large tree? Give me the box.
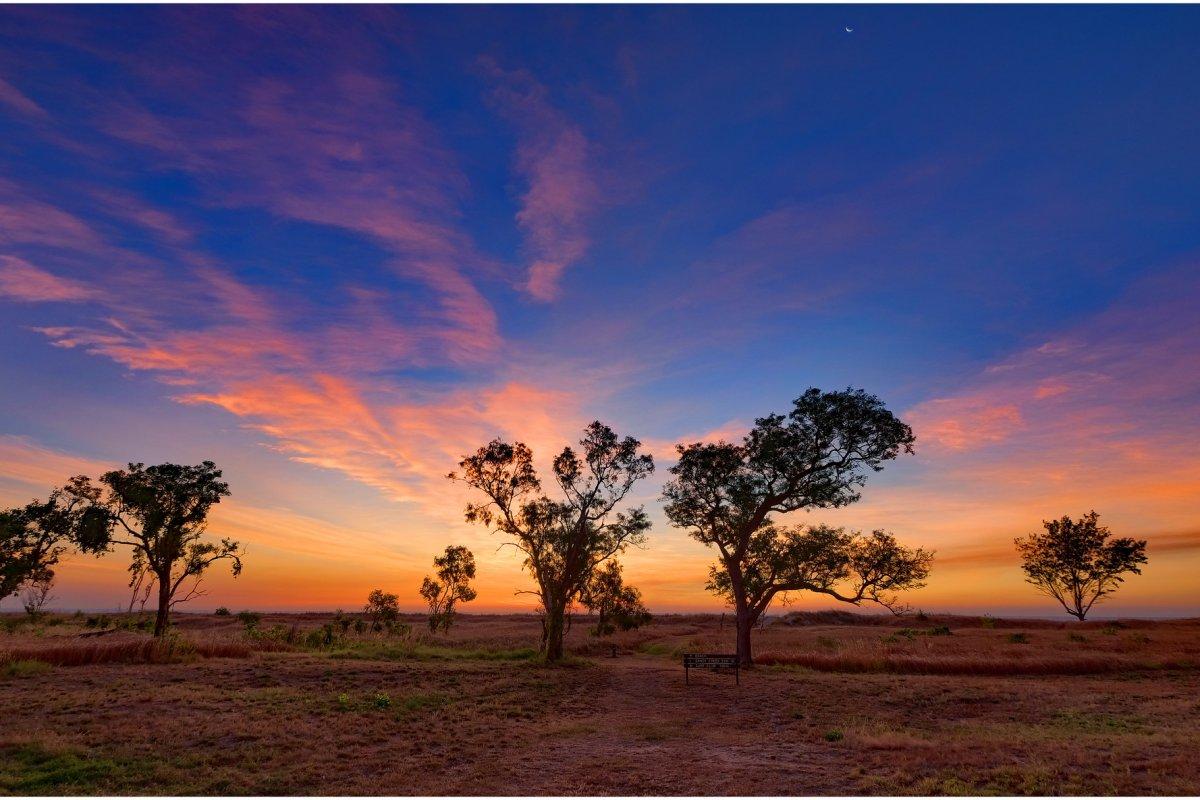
[419,545,478,633]
[450,421,653,661]
[662,387,928,666]
[1,478,109,605]
[1015,511,1147,621]
[78,462,242,636]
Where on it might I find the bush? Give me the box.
[373,692,391,709]
[237,610,261,633]
[824,730,844,742]
[928,625,952,636]
[1008,633,1030,644]
[1068,632,1088,643]
[214,607,230,616]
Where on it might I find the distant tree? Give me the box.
[20,571,54,617]
[662,388,928,666]
[450,421,654,662]
[579,560,651,636]
[364,588,400,631]
[1015,511,1147,621]
[1,478,109,606]
[419,545,477,633]
[70,462,241,636]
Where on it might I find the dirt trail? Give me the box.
[485,654,846,795]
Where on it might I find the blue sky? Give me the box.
[1,6,1198,614]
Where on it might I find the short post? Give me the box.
[609,643,617,658]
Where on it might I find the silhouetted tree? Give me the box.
[364,588,400,631]
[662,388,927,666]
[20,572,54,617]
[707,523,931,635]
[579,560,651,636]
[450,421,654,662]
[1015,511,1147,621]
[73,462,240,636]
[419,545,477,633]
[1,478,109,605]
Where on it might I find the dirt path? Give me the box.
[476,655,847,795]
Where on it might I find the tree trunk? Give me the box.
[735,602,755,667]
[153,574,171,637]
[543,602,566,662]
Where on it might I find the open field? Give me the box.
[3,610,1200,795]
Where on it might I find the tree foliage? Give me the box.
[364,588,400,631]
[706,524,932,618]
[63,462,240,636]
[579,560,651,636]
[419,545,478,633]
[450,421,654,661]
[1,478,109,604]
[662,387,926,665]
[1015,511,1147,621]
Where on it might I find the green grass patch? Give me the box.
[0,743,161,793]
[0,659,51,679]
[328,641,537,662]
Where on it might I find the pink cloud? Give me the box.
[482,59,598,302]
[0,76,48,119]
[908,398,1024,452]
[0,256,98,303]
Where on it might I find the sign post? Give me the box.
[682,653,740,685]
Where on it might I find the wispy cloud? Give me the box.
[0,75,48,119]
[482,58,598,302]
[0,255,98,303]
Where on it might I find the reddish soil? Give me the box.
[3,611,1199,795]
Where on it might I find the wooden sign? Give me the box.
[683,653,740,684]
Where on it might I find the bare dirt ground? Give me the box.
[3,611,1199,795]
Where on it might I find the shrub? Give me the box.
[980,614,997,629]
[237,610,261,633]
[336,692,351,711]
[1101,623,1122,636]
[928,625,952,636]
[214,607,230,616]
[1008,633,1030,644]
[1068,632,1088,643]
[824,730,844,742]
[373,692,391,709]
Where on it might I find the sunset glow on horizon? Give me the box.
[2,6,1198,618]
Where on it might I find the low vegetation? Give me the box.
[1,611,1196,795]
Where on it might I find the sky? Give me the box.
[1,6,1198,618]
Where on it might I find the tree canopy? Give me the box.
[662,387,925,665]
[451,421,653,661]
[419,545,478,632]
[1015,511,1147,620]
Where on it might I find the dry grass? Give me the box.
[755,651,1128,675]
[2,610,1198,795]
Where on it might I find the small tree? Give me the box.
[662,388,926,666]
[450,421,654,662]
[579,560,651,636]
[364,588,400,632]
[72,462,241,636]
[1015,511,1147,621]
[419,545,477,633]
[21,571,55,617]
